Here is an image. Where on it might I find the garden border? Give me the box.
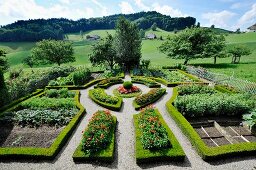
[0,90,86,160]
[133,109,185,163]
[72,116,117,163]
[88,89,123,111]
[166,87,256,161]
[113,89,142,98]
[133,88,166,110]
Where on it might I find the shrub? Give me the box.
[135,88,166,106]
[12,108,78,127]
[21,97,76,110]
[82,110,114,153]
[174,93,254,117]
[9,68,23,79]
[177,84,216,95]
[162,70,193,82]
[73,68,91,86]
[90,88,119,105]
[98,77,122,86]
[45,88,75,98]
[138,107,170,150]
[123,81,133,89]
[243,109,256,129]
[0,69,9,107]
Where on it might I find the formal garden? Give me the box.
[0,16,256,169]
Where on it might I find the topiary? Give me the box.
[123,81,133,89]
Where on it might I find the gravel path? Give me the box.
[0,75,255,170]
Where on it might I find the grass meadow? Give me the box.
[0,29,255,82]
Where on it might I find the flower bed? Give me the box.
[73,110,116,162]
[95,77,123,89]
[0,90,85,160]
[133,88,166,110]
[132,77,161,88]
[166,87,256,161]
[89,88,122,111]
[113,82,142,98]
[177,84,216,96]
[134,107,185,163]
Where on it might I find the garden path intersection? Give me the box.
[0,75,255,170]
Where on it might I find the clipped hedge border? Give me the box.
[166,87,256,161]
[73,116,117,163]
[89,89,123,111]
[214,85,238,94]
[0,89,44,116]
[134,109,185,163]
[113,89,142,98]
[133,89,166,110]
[131,80,161,88]
[0,91,86,160]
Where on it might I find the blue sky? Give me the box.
[0,0,255,31]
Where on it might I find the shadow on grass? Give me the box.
[191,63,238,69]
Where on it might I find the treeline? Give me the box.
[0,11,196,42]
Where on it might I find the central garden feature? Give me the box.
[113,81,142,98]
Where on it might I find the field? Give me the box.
[0,29,255,82]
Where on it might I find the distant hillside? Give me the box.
[202,27,233,34]
[0,11,196,42]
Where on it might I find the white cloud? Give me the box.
[134,0,150,11]
[0,0,94,25]
[59,0,70,5]
[152,3,187,17]
[237,3,256,27]
[202,10,236,29]
[91,0,108,16]
[119,1,134,14]
[230,3,243,9]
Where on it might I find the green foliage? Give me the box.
[135,88,166,106]
[174,93,254,117]
[0,49,9,71]
[0,69,9,107]
[141,59,150,69]
[114,16,142,70]
[138,107,170,150]
[22,55,37,68]
[45,88,75,98]
[89,33,116,69]
[177,84,216,95]
[243,109,256,128]
[96,77,123,88]
[82,110,114,153]
[162,70,194,82]
[12,108,78,127]
[9,67,23,79]
[21,96,76,110]
[72,68,91,86]
[159,27,227,64]
[123,81,133,89]
[139,29,146,38]
[151,22,157,31]
[228,45,252,64]
[90,88,119,105]
[32,39,75,66]
[132,77,160,87]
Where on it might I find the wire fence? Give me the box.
[186,66,256,94]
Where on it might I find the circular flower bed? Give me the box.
[113,82,142,98]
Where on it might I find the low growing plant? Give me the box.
[90,88,119,105]
[135,88,166,106]
[177,84,216,95]
[45,88,75,98]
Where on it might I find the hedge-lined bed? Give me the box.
[89,88,123,111]
[113,89,142,98]
[133,88,166,110]
[166,87,256,161]
[134,107,185,163]
[73,110,117,162]
[95,77,123,89]
[0,90,86,160]
[132,77,161,88]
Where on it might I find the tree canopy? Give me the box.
[228,46,251,64]
[89,33,116,69]
[0,49,9,71]
[159,27,227,65]
[114,17,142,70]
[31,40,75,66]
[151,22,157,31]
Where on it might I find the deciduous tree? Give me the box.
[228,46,251,64]
[0,49,9,71]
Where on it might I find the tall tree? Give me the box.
[31,40,75,66]
[0,49,9,71]
[114,17,142,70]
[139,29,146,39]
[159,27,227,65]
[0,68,9,107]
[23,55,37,72]
[151,22,157,31]
[89,33,116,70]
[228,46,251,64]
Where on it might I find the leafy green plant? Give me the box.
[138,107,170,150]
[82,110,114,153]
[45,88,75,98]
[98,77,122,86]
[135,88,166,106]
[243,109,256,128]
[177,84,216,95]
[123,81,133,89]
[73,68,91,86]
[90,88,119,105]
[174,93,254,117]
[162,70,193,82]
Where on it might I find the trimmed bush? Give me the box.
[123,81,133,89]
[132,76,161,88]
[89,89,122,111]
[134,108,185,163]
[96,77,123,89]
[133,88,166,110]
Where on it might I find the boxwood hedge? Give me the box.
[166,87,256,161]
[0,91,86,160]
[134,109,185,163]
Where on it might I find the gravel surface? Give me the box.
[0,75,255,170]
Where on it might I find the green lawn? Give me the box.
[1,29,256,82]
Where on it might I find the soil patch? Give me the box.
[0,124,64,148]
